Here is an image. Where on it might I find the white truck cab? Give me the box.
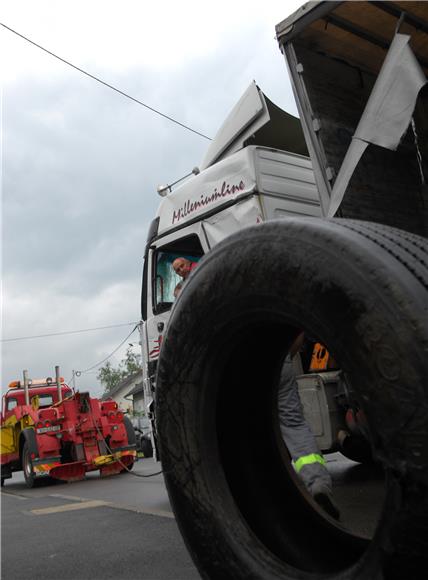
[139,82,323,454]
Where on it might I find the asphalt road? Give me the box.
[1,453,385,579]
[1,458,200,580]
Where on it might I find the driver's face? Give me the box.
[173,258,190,278]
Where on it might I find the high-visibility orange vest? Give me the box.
[309,342,337,371]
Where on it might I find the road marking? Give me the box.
[48,493,174,518]
[1,490,29,500]
[113,504,175,519]
[30,500,109,515]
[49,493,90,502]
[2,491,174,518]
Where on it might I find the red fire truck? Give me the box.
[0,368,136,488]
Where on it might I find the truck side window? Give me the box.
[7,398,18,411]
[152,234,204,314]
[154,252,201,313]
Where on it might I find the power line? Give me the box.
[78,324,139,373]
[1,322,139,343]
[0,22,212,141]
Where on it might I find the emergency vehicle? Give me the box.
[0,368,136,487]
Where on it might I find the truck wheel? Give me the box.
[123,416,137,447]
[22,442,37,488]
[156,218,428,579]
[141,436,153,458]
[122,416,137,471]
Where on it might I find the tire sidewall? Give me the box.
[157,218,428,579]
[22,442,36,488]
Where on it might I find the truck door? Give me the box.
[140,223,209,417]
[146,228,208,352]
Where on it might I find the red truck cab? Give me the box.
[2,382,73,419]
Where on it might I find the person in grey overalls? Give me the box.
[278,333,340,520]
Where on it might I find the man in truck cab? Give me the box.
[172,257,198,280]
[172,257,199,299]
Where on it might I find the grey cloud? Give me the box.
[2,22,298,393]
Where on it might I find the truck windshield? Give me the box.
[154,252,200,313]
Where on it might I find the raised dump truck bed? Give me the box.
[276,0,428,235]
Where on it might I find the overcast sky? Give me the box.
[1,0,303,397]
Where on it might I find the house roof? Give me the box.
[125,381,144,398]
[101,370,142,401]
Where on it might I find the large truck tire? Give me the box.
[123,416,137,447]
[120,416,137,472]
[22,442,37,488]
[156,218,428,579]
[140,436,154,458]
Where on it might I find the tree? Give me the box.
[97,361,123,394]
[97,347,142,395]
[121,347,142,377]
